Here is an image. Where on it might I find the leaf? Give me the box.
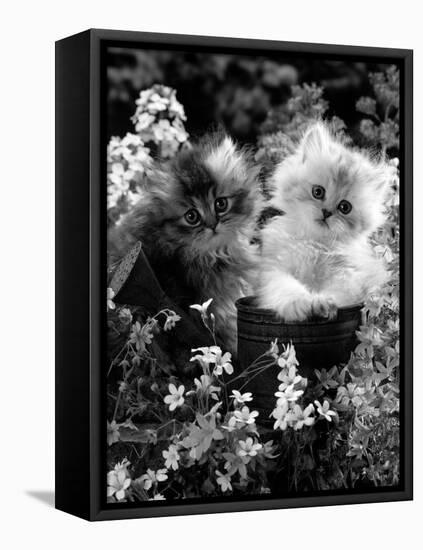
[119,424,158,444]
[109,241,142,295]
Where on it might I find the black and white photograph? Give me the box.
[2,0,422,545]
[105,43,404,506]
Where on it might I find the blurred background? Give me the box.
[107,47,395,146]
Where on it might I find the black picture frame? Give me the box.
[55,28,413,521]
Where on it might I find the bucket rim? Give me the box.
[236,296,364,326]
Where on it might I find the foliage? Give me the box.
[356,65,400,155]
[257,64,400,172]
[107,49,298,144]
[108,49,386,144]
[107,65,400,502]
[106,298,278,501]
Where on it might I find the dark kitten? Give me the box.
[109,134,262,352]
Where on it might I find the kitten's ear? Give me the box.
[300,122,331,162]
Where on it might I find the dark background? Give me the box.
[107,47,392,145]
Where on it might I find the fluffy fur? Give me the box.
[109,134,262,352]
[256,122,392,321]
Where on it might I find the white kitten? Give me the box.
[256,122,392,321]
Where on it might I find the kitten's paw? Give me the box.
[277,296,313,322]
[311,295,338,320]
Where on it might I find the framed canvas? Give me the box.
[55,29,413,521]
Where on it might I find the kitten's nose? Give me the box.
[322,208,332,220]
[208,221,218,232]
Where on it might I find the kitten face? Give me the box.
[271,123,392,244]
[145,135,260,260]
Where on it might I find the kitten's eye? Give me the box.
[214,197,229,214]
[337,200,352,215]
[312,185,326,200]
[184,208,201,226]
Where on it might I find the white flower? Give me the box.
[191,345,221,363]
[164,384,185,411]
[237,437,262,462]
[190,345,233,376]
[277,365,302,389]
[213,349,233,376]
[153,118,172,141]
[148,93,168,114]
[232,406,259,426]
[113,458,130,474]
[231,390,253,405]
[189,298,213,318]
[162,444,180,470]
[107,459,131,501]
[121,132,145,150]
[163,311,181,331]
[216,470,232,492]
[131,86,188,159]
[277,343,299,369]
[288,404,315,430]
[335,383,366,408]
[171,119,189,142]
[275,383,304,405]
[134,112,155,131]
[190,346,228,374]
[271,401,289,431]
[314,399,337,422]
[139,468,168,491]
[109,162,127,186]
[107,287,116,310]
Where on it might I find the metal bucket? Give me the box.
[235,296,363,419]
